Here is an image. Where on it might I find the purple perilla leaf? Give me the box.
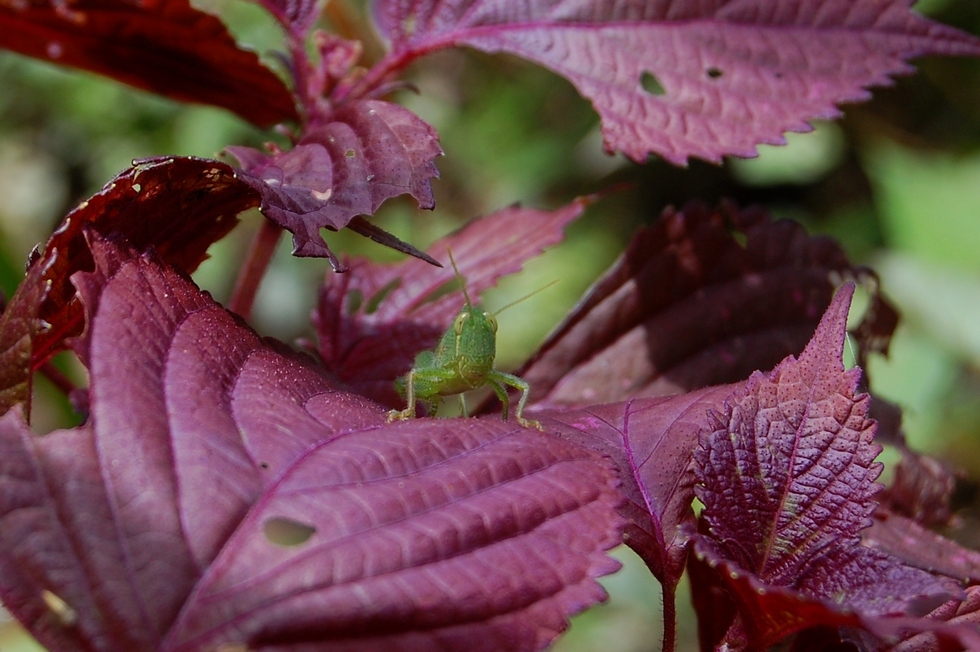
[314,200,587,407]
[690,285,961,649]
[863,511,980,587]
[0,415,166,651]
[893,585,980,652]
[518,202,887,408]
[534,384,736,590]
[228,98,443,264]
[880,449,962,529]
[0,0,297,128]
[689,536,979,651]
[0,237,623,652]
[165,416,623,652]
[372,0,980,165]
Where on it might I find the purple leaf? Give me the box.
[165,417,623,652]
[518,202,886,408]
[535,385,736,589]
[250,0,318,35]
[0,0,298,128]
[0,237,623,652]
[372,0,980,164]
[689,537,980,651]
[228,99,443,262]
[314,200,587,407]
[691,285,961,648]
[893,586,980,651]
[0,416,163,650]
[864,511,980,586]
[880,449,962,529]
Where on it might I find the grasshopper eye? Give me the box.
[486,312,498,333]
[453,312,469,335]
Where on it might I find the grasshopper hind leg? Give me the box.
[489,371,542,431]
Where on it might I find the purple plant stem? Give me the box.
[662,581,676,652]
[228,219,282,320]
[39,360,76,396]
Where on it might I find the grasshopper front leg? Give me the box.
[387,360,460,423]
[489,370,543,431]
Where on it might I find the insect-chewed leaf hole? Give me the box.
[264,517,316,547]
[640,71,666,96]
[706,67,723,79]
[365,278,401,314]
[417,277,463,308]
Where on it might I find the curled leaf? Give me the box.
[228,99,443,263]
[0,157,259,410]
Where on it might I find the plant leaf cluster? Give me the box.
[2,0,980,650]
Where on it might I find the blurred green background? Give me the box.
[3,0,980,650]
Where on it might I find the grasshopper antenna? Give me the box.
[447,248,473,306]
[493,279,559,316]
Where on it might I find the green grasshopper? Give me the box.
[386,252,548,430]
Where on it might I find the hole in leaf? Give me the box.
[706,67,723,79]
[640,71,666,96]
[345,149,356,158]
[418,277,464,308]
[264,517,316,547]
[259,461,270,470]
[730,230,748,248]
[346,289,364,315]
[365,278,402,314]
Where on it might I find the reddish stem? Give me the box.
[661,581,677,652]
[229,220,283,320]
[288,31,317,121]
[39,360,76,396]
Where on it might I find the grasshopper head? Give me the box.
[452,303,497,378]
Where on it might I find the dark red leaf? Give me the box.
[314,200,587,407]
[880,450,963,529]
[373,0,980,164]
[691,285,962,648]
[892,586,980,652]
[19,157,259,370]
[688,535,863,650]
[228,98,442,262]
[689,536,980,651]
[0,257,52,415]
[518,202,878,408]
[0,0,298,127]
[0,238,624,652]
[864,511,980,586]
